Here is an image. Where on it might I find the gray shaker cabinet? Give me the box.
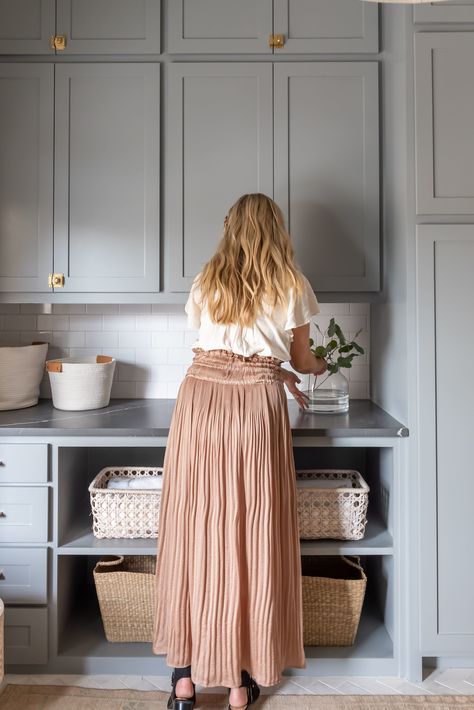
[0,0,55,54]
[168,0,273,54]
[54,63,160,293]
[0,64,54,293]
[168,0,378,54]
[417,224,474,654]
[273,0,378,54]
[414,33,474,215]
[166,63,273,293]
[274,62,380,292]
[0,0,160,55]
[56,0,161,54]
[414,1,474,23]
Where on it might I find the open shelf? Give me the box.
[58,514,392,556]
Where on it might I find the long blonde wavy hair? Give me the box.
[194,193,304,328]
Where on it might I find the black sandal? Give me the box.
[167,665,196,710]
[227,669,260,710]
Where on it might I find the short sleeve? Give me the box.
[284,273,320,331]
[184,274,202,330]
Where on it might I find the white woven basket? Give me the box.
[46,355,116,411]
[89,467,164,539]
[296,470,370,540]
[0,342,48,411]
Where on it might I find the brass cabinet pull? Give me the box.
[0,511,5,517]
[48,273,65,288]
[269,34,285,48]
[0,570,4,580]
[50,35,67,51]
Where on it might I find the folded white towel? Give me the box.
[295,478,351,489]
[106,475,163,490]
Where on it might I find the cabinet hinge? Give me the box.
[50,34,67,51]
[48,273,65,289]
[269,34,285,49]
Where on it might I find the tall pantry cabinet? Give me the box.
[413,8,474,659]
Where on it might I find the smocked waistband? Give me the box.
[185,347,285,385]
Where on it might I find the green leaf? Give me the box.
[315,345,327,357]
[334,324,346,345]
[339,344,353,353]
[308,337,314,347]
[327,363,338,374]
[327,339,338,350]
[353,342,364,354]
[327,318,336,337]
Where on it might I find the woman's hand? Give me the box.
[280,369,310,410]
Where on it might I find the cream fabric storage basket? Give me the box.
[0,342,48,411]
[93,555,156,642]
[89,467,164,539]
[296,470,369,540]
[46,355,116,411]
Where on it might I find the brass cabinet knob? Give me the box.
[50,35,67,51]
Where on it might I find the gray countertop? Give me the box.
[0,398,409,438]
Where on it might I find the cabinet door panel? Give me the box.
[414,1,474,23]
[274,63,380,292]
[0,0,54,54]
[415,33,474,214]
[56,0,160,53]
[167,63,273,292]
[4,606,48,664]
[0,64,53,293]
[273,0,378,53]
[417,224,474,653]
[168,0,272,53]
[54,64,160,293]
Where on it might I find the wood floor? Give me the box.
[3,670,474,696]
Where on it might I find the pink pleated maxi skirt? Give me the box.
[152,347,306,688]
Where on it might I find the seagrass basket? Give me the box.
[296,470,369,540]
[301,555,367,646]
[88,467,163,539]
[93,555,156,642]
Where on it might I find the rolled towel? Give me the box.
[295,478,351,489]
[107,478,130,489]
[128,476,163,490]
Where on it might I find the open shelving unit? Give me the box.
[2,432,406,677]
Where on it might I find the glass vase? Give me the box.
[305,369,349,414]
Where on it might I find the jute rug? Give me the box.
[0,684,474,710]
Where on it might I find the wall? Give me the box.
[0,302,370,400]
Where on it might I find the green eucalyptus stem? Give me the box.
[307,317,365,394]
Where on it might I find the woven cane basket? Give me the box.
[88,467,163,539]
[301,555,367,646]
[296,470,369,540]
[93,555,156,642]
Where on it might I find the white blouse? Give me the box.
[184,272,320,363]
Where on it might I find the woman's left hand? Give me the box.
[280,369,310,410]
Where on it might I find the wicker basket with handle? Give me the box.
[93,555,156,642]
[88,467,163,539]
[301,555,367,646]
[296,469,369,540]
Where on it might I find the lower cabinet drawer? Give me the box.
[0,486,48,542]
[0,444,48,483]
[0,547,47,603]
[4,606,48,665]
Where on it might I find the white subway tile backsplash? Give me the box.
[0,303,370,400]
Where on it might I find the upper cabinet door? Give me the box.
[0,0,55,54]
[0,64,54,293]
[54,63,160,293]
[274,63,380,292]
[166,63,273,292]
[168,0,272,53]
[414,1,474,23]
[415,33,474,215]
[56,0,161,54]
[273,0,378,53]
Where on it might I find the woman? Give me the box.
[152,193,327,710]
